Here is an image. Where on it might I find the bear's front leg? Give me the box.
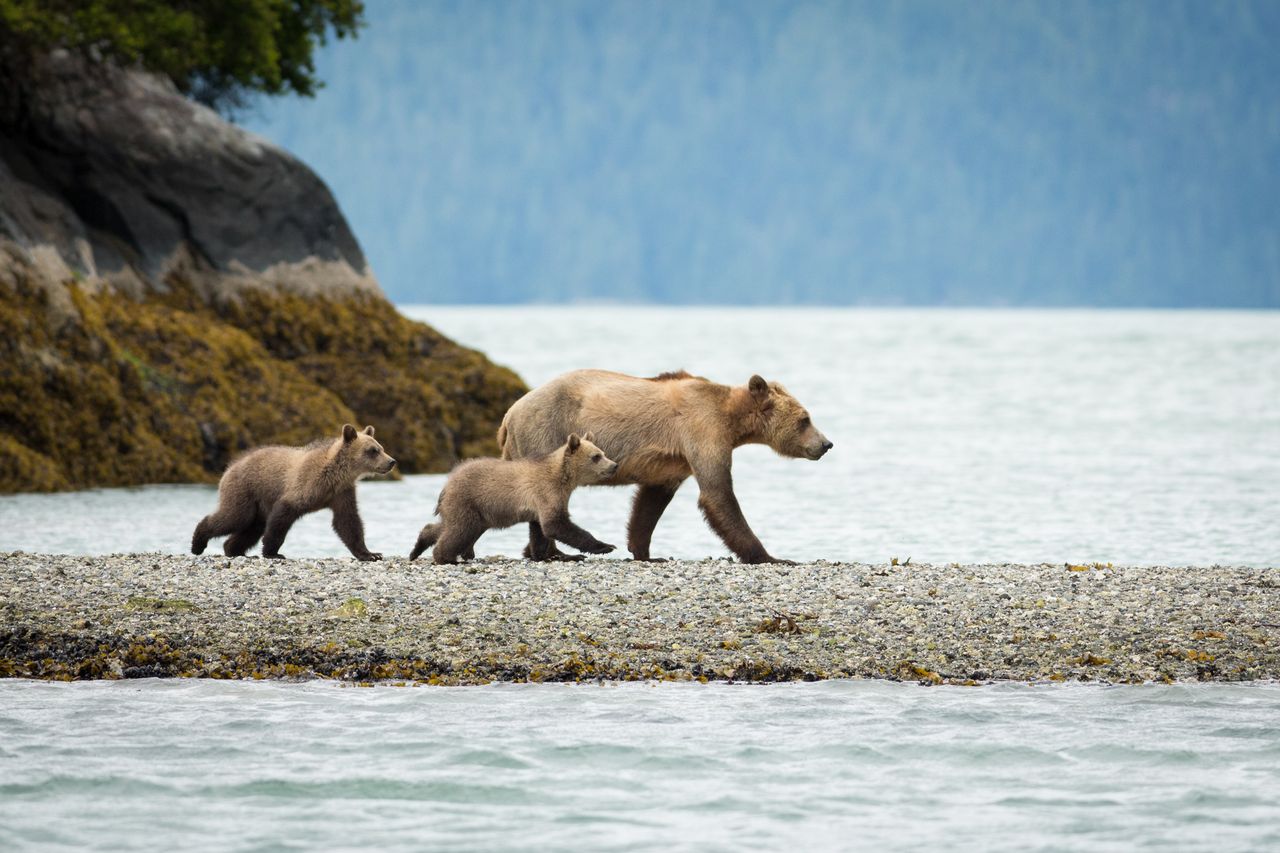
[539,513,615,556]
[261,501,304,559]
[693,468,793,565]
[331,488,380,561]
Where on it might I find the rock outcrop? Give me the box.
[0,51,525,493]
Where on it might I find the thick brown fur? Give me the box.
[497,370,832,564]
[192,425,395,560]
[410,433,618,564]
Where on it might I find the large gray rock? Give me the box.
[0,50,378,301]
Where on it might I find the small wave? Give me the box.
[0,775,180,798]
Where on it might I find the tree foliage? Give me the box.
[0,0,363,112]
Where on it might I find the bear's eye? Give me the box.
[799,416,811,429]
[591,454,602,462]
[366,448,378,457]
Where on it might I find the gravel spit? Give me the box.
[2,552,1276,684]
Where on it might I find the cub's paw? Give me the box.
[586,542,617,555]
[358,552,383,562]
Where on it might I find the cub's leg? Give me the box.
[626,482,681,561]
[525,522,585,562]
[539,512,615,556]
[261,501,305,559]
[410,523,442,561]
[433,510,485,565]
[223,515,266,557]
[331,488,380,561]
[433,526,483,565]
[192,501,254,555]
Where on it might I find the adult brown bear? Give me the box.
[498,369,832,564]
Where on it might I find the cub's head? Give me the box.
[564,432,618,485]
[746,375,833,461]
[340,424,397,477]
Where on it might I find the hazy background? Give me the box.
[246,0,1280,307]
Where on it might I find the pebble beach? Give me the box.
[2,552,1276,684]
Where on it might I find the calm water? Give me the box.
[2,308,1279,850]
[1,680,1278,852]
[1,308,1276,566]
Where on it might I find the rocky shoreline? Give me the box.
[1,552,1277,685]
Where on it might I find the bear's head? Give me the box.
[340,424,397,478]
[747,375,833,461]
[564,432,619,484]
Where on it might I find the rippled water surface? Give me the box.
[0,680,1277,851]
[1,308,1276,566]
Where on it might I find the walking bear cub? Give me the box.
[410,433,617,564]
[192,424,396,560]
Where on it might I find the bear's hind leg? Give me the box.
[410,523,442,560]
[192,504,254,555]
[627,482,681,561]
[223,516,266,557]
[433,515,485,565]
[261,502,304,559]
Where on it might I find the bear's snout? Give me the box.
[810,439,833,459]
[383,458,397,473]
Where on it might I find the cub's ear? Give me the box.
[567,433,581,453]
[749,375,770,402]
[342,424,357,443]
[582,431,595,444]
[363,425,376,436]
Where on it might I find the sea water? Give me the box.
[2,308,1279,850]
[1,680,1278,851]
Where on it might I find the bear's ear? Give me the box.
[582,431,595,444]
[342,424,357,444]
[567,433,581,453]
[363,425,376,436]
[749,375,770,402]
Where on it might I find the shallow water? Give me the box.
[1,680,1278,851]
[1,308,1276,566]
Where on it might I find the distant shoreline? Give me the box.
[2,553,1276,684]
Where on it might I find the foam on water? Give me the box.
[1,680,1278,851]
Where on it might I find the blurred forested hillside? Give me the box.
[245,0,1280,307]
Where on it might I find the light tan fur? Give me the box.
[192,424,395,560]
[497,370,832,563]
[411,433,618,564]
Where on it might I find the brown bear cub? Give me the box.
[410,433,617,564]
[192,424,396,560]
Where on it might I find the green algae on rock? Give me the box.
[0,271,525,492]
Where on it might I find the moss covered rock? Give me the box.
[0,51,526,493]
[0,263,524,492]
